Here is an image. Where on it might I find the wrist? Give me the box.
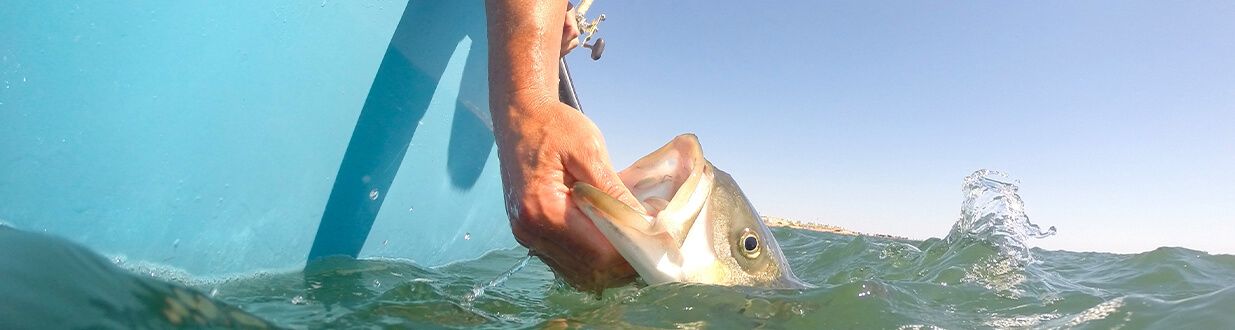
[490,88,562,133]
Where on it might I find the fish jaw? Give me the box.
[572,182,684,284]
[618,134,713,245]
[575,133,812,289]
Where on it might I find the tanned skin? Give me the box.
[486,0,648,293]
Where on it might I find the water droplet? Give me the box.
[290,295,305,305]
[369,189,379,200]
[320,0,327,7]
[464,233,471,240]
[172,238,180,248]
[22,77,26,82]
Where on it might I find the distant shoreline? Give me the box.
[762,216,909,241]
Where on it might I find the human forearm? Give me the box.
[485,0,568,126]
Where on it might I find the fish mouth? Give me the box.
[573,182,684,284]
[573,134,811,289]
[571,134,714,285]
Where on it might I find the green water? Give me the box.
[3,170,1234,328]
[5,226,1234,329]
[195,231,1235,329]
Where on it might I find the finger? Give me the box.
[566,148,648,215]
[561,10,580,57]
[564,4,579,34]
[530,204,635,292]
[563,15,580,40]
[561,37,579,58]
[562,205,637,288]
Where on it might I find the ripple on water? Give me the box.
[5,171,1235,328]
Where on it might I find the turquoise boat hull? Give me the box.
[0,1,515,276]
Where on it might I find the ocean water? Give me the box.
[3,170,1234,329]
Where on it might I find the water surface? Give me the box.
[3,170,1233,329]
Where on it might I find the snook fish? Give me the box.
[573,134,811,288]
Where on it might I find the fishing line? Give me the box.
[462,252,534,304]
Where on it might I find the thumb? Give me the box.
[567,151,647,215]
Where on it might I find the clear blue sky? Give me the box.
[566,1,1235,254]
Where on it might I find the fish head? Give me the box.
[572,134,809,288]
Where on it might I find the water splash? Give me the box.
[947,169,1056,263]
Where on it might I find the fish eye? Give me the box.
[740,229,760,259]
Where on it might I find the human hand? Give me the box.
[486,0,637,293]
[491,92,647,293]
[560,3,581,57]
